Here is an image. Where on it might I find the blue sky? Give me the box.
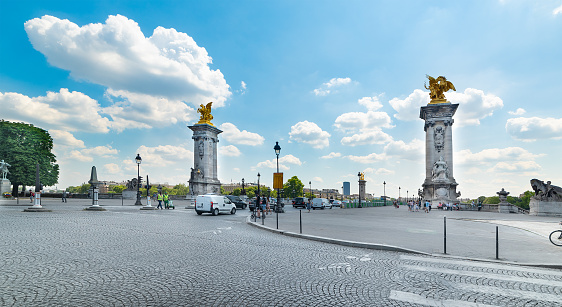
[1,1,562,199]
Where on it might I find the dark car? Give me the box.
[292,197,308,208]
[226,195,247,209]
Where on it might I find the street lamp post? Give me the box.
[309,181,312,199]
[257,172,260,201]
[357,172,362,208]
[341,186,344,202]
[134,154,142,206]
[383,181,386,206]
[241,178,245,195]
[406,190,408,203]
[274,142,283,214]
[399,186,401,202]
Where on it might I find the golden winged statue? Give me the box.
[424,75,456,104]
[359,172,365,181]
[196,102,214,126]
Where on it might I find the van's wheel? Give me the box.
[212,208,219,216]
[231,207,236,215]
[196,211,202,215]
[243,204,247,209]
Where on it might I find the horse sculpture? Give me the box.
[530,179,562,200]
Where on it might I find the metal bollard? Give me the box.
[444,216,447,254]
[496,226,499,259]
[300,210,302,234]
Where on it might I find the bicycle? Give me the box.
[549,222,562,246]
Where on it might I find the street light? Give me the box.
[383,181,386,206]
[257,172,260,198]
[407,190,409,203]
[341,186,344,202]
[357,172,362,208]
[241,178,245,195]
[309,181,312,199]
[134,154,142,206]
[273,142,283,214]
[399,186,401,202]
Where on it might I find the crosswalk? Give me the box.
[390,255,562,306]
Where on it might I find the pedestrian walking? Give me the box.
[424,201,429,213]
[157,192,163,209]
[256,195,261,218]
[62,190,67,203]
[306,198,312,212]
[266,197,271,215]
[163,192,170,209]
[29,189,34,203]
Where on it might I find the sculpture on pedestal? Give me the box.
[529,179,562,216]
[187,102,222,205]
[420,75,460,205]
[0,160,10,180]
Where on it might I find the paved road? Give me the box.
[1,199,561,306]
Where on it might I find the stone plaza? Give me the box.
[1,198,561,306]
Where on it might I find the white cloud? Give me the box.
[82,145,119,157]
[313,77,352,96]
[345,152,386,164]
[389,88,503,127]
[68,150,93,162]
[388,89,429,121]
[320,152,341,159]
[364,167,395,175]
[341,131,393,146]
[104,163,121,174]
[256,154,302,170]
[358,95,383,111]
[0,89,111,133]
[554,5,562,15]
[508,108,526,116]
[103,89,195,132]
[24,14,231,108]
[334,111,393,132]
[289,121,331,149]
[50,130,85,148]
[456,147,541,165]
[137,145,193,166]
[238,81,247,95]
[506,117,562,141]
[490,161,541,173]
[383,139,424,161]
[219,123,265,146]
[219,145,241,157]
[313,177,323,183]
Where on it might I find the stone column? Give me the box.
[188,124,223,204]
[359,180,366,201]
[420,103,459,205]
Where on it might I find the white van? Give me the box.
[312,198,332,210]
[195,194,236,216]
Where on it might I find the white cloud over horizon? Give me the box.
[24,14,231,108]
[219,123,265,146]
[289,121,331,149]
[256,154,302,170]
[313,77,352,96]
[506,117,562,141]
[219,145,241,157]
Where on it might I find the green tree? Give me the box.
[0,121,59,195]
[283,176,304,198]
[172,183,189,195]
[232,188,241,196]
[483,196,500,204]
[305,192,315,199]
[68,183,90,194]
[112,185,126,193]
[518,190,533,210]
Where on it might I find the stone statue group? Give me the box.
[0,160,10,180]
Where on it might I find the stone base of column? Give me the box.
[23,207,52,212]
[84,206,107,211]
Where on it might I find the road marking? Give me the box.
[400,255,562,277]
[456,283,562,303]
[401,265,562,288]
[389,290,498,307]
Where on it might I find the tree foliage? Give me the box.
[0,121,59,195]
[283,176,304,198]
[68,183,90,194]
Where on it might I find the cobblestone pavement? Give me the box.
[1,199,561,306]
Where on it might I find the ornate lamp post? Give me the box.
[357,172,362,208]
[407,190,409,203]
[134,154,142,206]
[241,178,245,195]
[383,181,386,206]
[273,142,283,214]
[309,181,312,199]
[257,173,260,198]
[399,186,401,202]
[341,186,344,202]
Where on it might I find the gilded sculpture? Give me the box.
[196,102,214,126]
[424,75,456,104]
[359,172,365,181]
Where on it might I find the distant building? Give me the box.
[343,182,350,196]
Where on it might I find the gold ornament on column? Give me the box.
[424,75,456,104]
[196,102,214,126]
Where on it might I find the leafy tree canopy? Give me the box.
[283,176,304,199]
[0,121,59,195]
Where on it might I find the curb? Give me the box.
[246,215,562,270]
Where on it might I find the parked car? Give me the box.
[195,194,236,216]
[332,200,342,207]
[226,195,248,209]
[292,197,308,208]
[312,198,331,210]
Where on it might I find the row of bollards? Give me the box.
[443,216,499,259]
